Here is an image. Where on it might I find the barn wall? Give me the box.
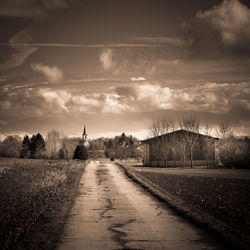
[143,131,217,167]
[148,160,212,167]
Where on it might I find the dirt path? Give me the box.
[58,162,225,250]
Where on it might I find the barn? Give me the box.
[141,129,218,167]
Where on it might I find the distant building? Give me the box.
[80,126,105,158]
[141,129,218,167]
[82,125,87,141]
[80,125,89,147]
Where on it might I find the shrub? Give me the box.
[218,138,250,169]
[73,145,88,160]
[58,149,64,159]
[0,136,21,158]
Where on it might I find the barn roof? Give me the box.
[141,129,219,143]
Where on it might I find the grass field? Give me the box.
[121,164,250,249]
[0,158,86,250]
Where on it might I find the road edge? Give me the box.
[117,163,247,250]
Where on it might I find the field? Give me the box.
[0,158,86,250]
[120,164,250,249]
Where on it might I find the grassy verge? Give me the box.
[0,158,86,250]
[119,164,250,250]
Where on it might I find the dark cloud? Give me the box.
[196,0,250,51]
[0,0,70,19]
[186,0,250,58]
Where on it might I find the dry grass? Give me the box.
[0,158,86,250]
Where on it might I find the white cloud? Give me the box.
[100,49,116,71]
[131,77,146,81]
[39,89,70,112]
[102,94,129,114]
[31,63,63,84]
[114,82,250,114]
[196,0,250,49]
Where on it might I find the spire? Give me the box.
[82,125,87,140]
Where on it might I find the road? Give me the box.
[58,161,225,250]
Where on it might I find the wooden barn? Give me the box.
[141,129,218,167]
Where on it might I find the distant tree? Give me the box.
[0,135,21,158]
[73,144,88,160]
[29,133,46,158]
[217,122,232,139]
[58,148,65,159]
[202,123,216,167]
[46,130,60,159]
[29,135,37,158]
[149,119,171,137]
[179,116,200,168]
[148,117,177,165]
[20,135,30,158]
[119,132,127,143]
[60,137,69,159]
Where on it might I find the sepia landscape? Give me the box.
[0,0,250,249]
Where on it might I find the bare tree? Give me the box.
[202,122,216,167]
[148,118,172,166]
[46,130,60,159]
[179,116,200,168]
[148,119,170,137]
[216,122,243,169]
[60,137,69,159]
[217,122,232,139]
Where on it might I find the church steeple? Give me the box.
[82,125,87,141]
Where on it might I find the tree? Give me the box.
[119,132,127,143]
[46,130,60,159]
[58,148,65,159]
[0,135,21,158]
[148,119,170,137]
[217,122,232,139]
[216,123,250,169]
[20,135,30,158]
[148,117,176,165]
[73,144,88,160]
[60,137,69,159]
[29,133,46,158]
[179,116,200,168]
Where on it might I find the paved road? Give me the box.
[58,162,225,250]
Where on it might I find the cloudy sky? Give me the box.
[0,0,250,139]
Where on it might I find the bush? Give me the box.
[218,138,250,169]
[0,136,21,158]
[58,149,65,159]
[73,145,88,160]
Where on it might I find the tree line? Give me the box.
[0,131,143,160]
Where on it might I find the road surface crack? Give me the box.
[109,219,141,250]
[100,198,114,219]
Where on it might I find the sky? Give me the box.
[0,0,250,139]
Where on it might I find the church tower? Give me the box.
[82,125,87,141]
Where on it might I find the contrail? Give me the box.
[0,42,164,48]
